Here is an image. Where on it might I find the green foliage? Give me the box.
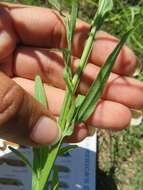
[59,145,78,156]
[35,75,48,107]
[97,0,113,17]
[77,30,131,122]
[8,146,33,172]
[6,0,136,190]
[48,0,61,11]
[51,168,59,190]
[33,75,49,190]
[4,0,42,5]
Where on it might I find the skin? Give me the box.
[0,2,142,146]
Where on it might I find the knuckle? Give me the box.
[0,83,24,126]
[0,7,16,60]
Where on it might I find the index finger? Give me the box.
[0,2,138,75]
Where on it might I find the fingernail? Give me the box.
[30,116,61,145]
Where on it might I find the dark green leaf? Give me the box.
[39,140,63,190]
[8,146,33,172]
[51,167,59,190]
[32,147,49,176]
[59,145,78,156]
[77,30,132,122]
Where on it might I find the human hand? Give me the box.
[0,2,142,146]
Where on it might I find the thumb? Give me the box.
[0,72,60,146]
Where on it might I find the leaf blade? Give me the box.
[51,167,59,190]
[9,146,33,172]
[48,0,61,12]
[98,0,113,17]
[77,30,132,122]
[33,75,49,190]
[35,75,48,108]
[59,145,78,156]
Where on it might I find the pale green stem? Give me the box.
[59,23,98,130]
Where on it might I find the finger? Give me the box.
[0,72,59,146]
[13,77,132,130]
[1,3,137,75]
[13,47,143,109]
[0,6,17,60]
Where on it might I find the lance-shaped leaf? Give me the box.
[77,30,132,122]
[51,167,59,190]
[59,145,78,156]
[66,0,79,51]
[48,0,61,12]
[35,75,48,107]
[72,0,113,93]
[63,0,79,83]
[59,0,113,129]
[98,0,113,17]
[32,75,49,190]
[9,146,33,172]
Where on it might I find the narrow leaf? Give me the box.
[9,146,33,172]
[35,75,48,108]
[59,0,111,129]
[63,0,79,82]
[77,30,132,122]
[75,95,85,108]
[59,145,78,156]
[48,0,61,11]
[98,0,113,17]
[33,75,49,189]
[51,167,59,190]
[63,65,73,93]
[63,95,85,136]
[67,0,79,50]
[72,0,113,94]
[39,139,63,190]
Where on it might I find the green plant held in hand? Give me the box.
[9,0,132,189]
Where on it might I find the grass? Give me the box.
[3,0,143,190]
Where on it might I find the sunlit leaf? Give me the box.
[77,30,132,122]
[98,0,113,17]
[35,75,48,108]
[67,0,79,50]
[32,75,49,190]
[48,0,61,11]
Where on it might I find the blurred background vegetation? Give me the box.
[3,0,143,189]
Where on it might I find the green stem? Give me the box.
[58,90,72,130]
[38,138,64,190]
[72,25,97,90]
[59,18,99,130]
[32,173,40,190]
